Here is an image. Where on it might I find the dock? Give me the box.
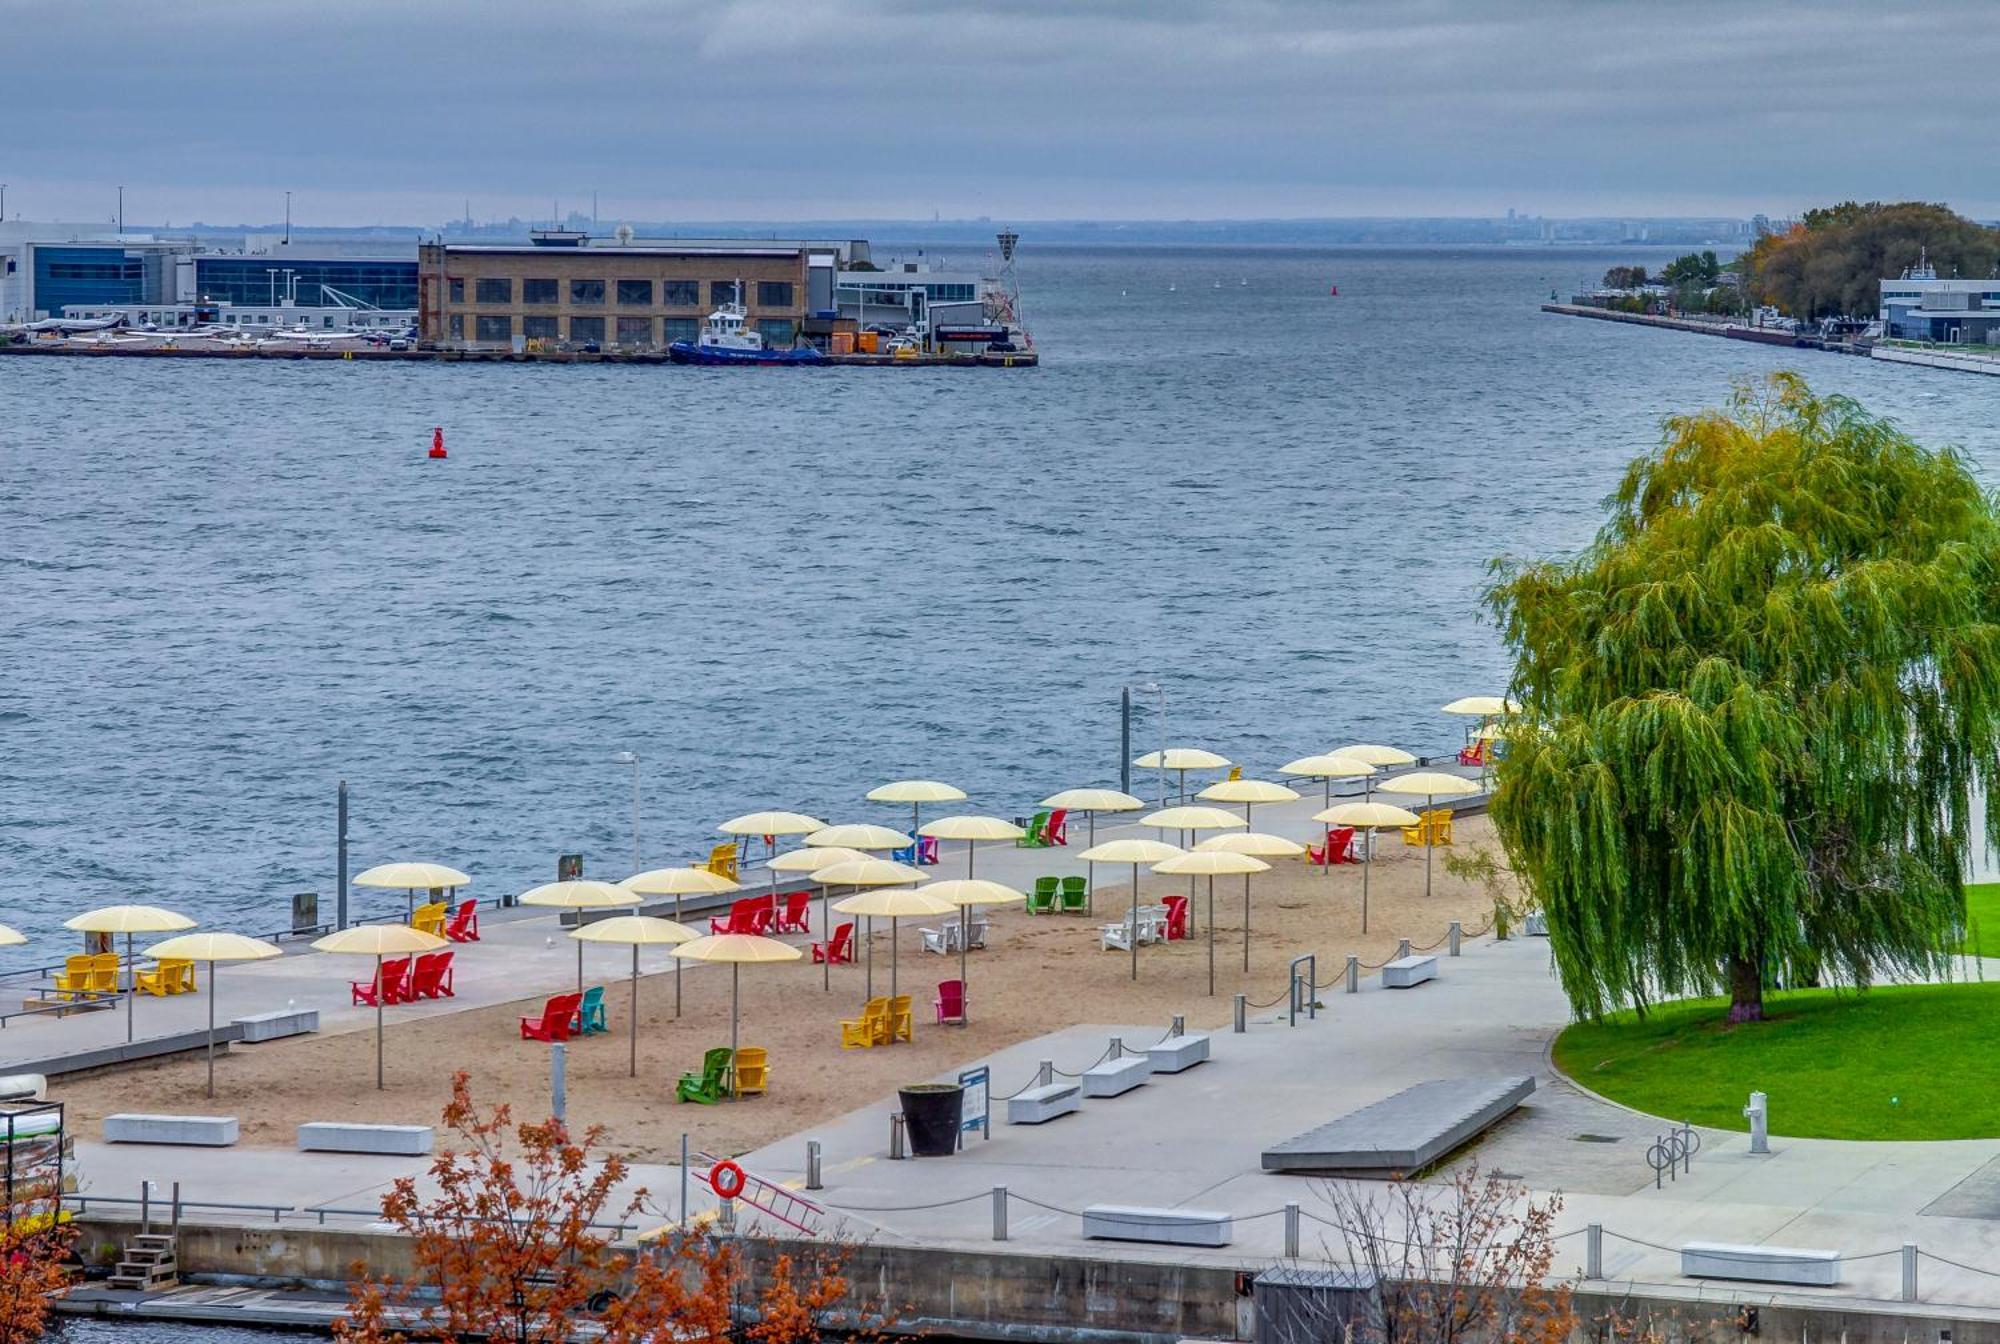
[0,342,1035,368]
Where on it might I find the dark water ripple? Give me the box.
[2,244,1996,947]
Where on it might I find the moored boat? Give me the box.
[668,300,824,366]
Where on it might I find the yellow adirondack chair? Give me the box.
[840,997,889,1049]
[411,901,449,937]
[1426,809,1454,845]
[52,955,95,998]
[703,841,740,881]
[137,959,194,996]
[887,994,913,1044]
[732,1046,768,1096]
[89,952,121,993]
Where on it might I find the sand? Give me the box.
[57,818,1518,1162]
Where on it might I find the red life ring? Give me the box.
[708,1160,747,1200]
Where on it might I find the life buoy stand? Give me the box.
[708,1160,747,1200]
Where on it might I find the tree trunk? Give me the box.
[1726,955,1764,1023]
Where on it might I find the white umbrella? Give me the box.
[353,861,471,921]
[1132,747,1230,806]
[865,779,966,842]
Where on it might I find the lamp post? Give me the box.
[1124,682,1165,802]
[612,752,641,874]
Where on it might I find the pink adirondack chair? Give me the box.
[934,979,966,1024]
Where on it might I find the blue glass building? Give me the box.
[32,245,155,313]
[192,256,417,310]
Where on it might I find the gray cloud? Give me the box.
[9,0,1997,225]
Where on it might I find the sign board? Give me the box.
[958,1066,990,1146]
[291,892,319,935]
[558,854,584,882]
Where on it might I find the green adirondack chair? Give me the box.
[1015,810,1052,847]
[1026,877,1058,914]
[577,985,608,1034]
[676,1047,732,1104]
[1058,876,1089,913]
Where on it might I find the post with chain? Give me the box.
[993,1186,1009,1242]
[1345,954,1359,994]
[1449,920,1462,956]
[1284,1202,1300,1258]
[1902,1242,1918,1302]
[1396,937,1411,960]
[1232,994,1246,1032]
[1586,1223,1603,1279]
[805,1139,822,1191]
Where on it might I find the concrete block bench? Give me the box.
[1681,1242,1840,1287]
[1005,1084,1081,1125]
[1081,1055,1154,1098]
[232,1009,319,1043]
[105,1114,239,1147]
[1264,1076,1535,1176]
[1146,1033,1210,1074]
[1082,1204,1232,1247]
[1381,955,1437,988]
[298,1122,434,1156]
[1525,912,1549,936]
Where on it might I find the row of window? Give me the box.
[446,278,794,308]
[449,314,797,346]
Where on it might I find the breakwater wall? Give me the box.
[1871,343,2000,377]
[0,343,1035,369]
[62,1214,2000,1342]
[1541,303,1802,346]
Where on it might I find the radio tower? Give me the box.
[990,229,1030,346]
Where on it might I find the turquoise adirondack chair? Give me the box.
[676,1047,732,1104]
[576,985,609,1035]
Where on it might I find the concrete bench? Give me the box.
[232,1009,319,1043]
[1146,1033,1210,1074]
[1005,1084,1081,1125]
[298,1122,434,1156]
[1524,912,1548,936]
[1082,1204,1231,1247]
[1681,1242,1840,1287]
[1381,955,1437,988]
[105,1114,239,1147]
[1264,1076,1535,1176]
[1081,1055,1154,1098]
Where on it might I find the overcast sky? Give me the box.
[10,1,1997,227]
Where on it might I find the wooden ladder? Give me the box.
[107,1232,178,1291]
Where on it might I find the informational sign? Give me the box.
[958,1066,990,1146]
[291,892,319,935]
[558,853,584,882]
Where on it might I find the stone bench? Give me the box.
[1082,1204,1232,1247]
[1146,1033,1210,1074]
[1381,955,1437,988]
[1006,1084,1081,1125]
[1681,1242,1840,1287]
[298,1122,434,1156]
[105,1114,239,1147]
[1081,1055,1154,1098]
[1263,1076,1535,1176]
[232,1009,319,1043]
[1524,912,1548,936]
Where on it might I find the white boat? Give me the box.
[668,300,822,366]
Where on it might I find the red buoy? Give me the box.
[429,427,447,459]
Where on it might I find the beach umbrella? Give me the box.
[1377,770,1482,900]
[65,904,197,1042]
[865,780,966,841]
[823,864,937,1000]
[1078,838,1183,981]
[805,823,913,852]
[1140,806,1247,931]
[1153,850,1268,996]
[915,878,1022,1017]
[619,868,739,1017]
[1317,802,1422,933]
[1333,744,1419,769]
[353,861,471,921]
[139,932,281,1099]
[312,924,448,1089]
[570,915,698,1077]
[832,888,955,1001]
[0,927,26,947]
[1280,755,1378,866]
[670,934,802,1100]
[917,814,1026,880]
[519,881,641,993]
[1197,777,1300,825]
[769,846,868,991]
[1197,831,1306,969]
[1442,696,1519,717]
[1132,747,1231,805]
[1040,788,1145,910]
[718,810,826,904]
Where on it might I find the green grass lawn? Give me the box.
[1552,981,2000,1140]
[1963,883,2000,957]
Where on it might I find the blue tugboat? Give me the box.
[668,298,823,366]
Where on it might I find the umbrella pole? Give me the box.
[577,939,585,997]
[630,945,639,1079]
[1424,795,1435,900]
[675,894,684,1017]
[821,889,831,992]
[1206,875,1215,997]
[1323,779,1333,874]
[375,953,385,1091]
[958,905,969,1024]
[1129,862,1139,982]
[1243,874,1252,972]
[206,960,216,1100]
[890,916,899,1000]
[865,916,874,1001]
[1363,836,1373,934]
[125,932,134,1043]
[1086,813,1097,914]
[728,964,740,1102]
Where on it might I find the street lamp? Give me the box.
[612,752,641,874]
[1122,682,1166,803]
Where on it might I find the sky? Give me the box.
[8,0,1998,227]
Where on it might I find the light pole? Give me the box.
[1123,682,1164,801]
[612,752,641,874]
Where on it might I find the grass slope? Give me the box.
[1552,981,2000,1140]
[1964,882,2000,957]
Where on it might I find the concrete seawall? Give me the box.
[1540,303,1800,345]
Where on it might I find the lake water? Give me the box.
[5,244,1997,941]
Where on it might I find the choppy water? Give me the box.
[4,244,1996,942]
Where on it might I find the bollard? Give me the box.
[1345,954,1359,994]
[1396,937,1411,960]
[551,1042,567,1124]
[1744,1090,1770,1154]
[1232,994,1246,1033]
[1109,1035,1124,1060]
[718,1198,736,1233]
[140,1181,150,1237]
[1284,1201,1300,1258]
[993,1186,1009,1241]
[171,1181,181,1235]
[1586,1223,1603,1279]
[889,1112,907,1161]
[680,1133,690,1228]
[1448,921,1462,956]
[806,1139,823,1191]
[1902,1241,1918,1302]
[1680,1120,1696,1174]
[1037,1059,1054,1088]
[1170,1014,1185,1039]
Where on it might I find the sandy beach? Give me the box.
[57,818,1516,1163]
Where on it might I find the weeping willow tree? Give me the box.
[1488,374,2000,1024]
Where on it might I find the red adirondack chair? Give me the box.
[410,950,455,1000]
[748,899,775,935]
[1045,808,1069,845]
[1163,895,1189,942]
[811,921,855,964]
[351,956,412,1007]
[520,991,583,1042]
[709,898,758,934]
[934,979,966,1024]
[1307,827,1357,865]
[774,891,812,934]
[443,899,480,943]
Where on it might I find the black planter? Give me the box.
[898,1083,965,1157]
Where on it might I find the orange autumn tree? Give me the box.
[338,1073,853,1344]
[0,1205,76,1344]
